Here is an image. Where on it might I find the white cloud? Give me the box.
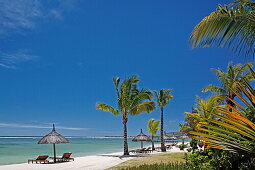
[0,50,39,69]
[0,122,88,131]
[0,0,78,35]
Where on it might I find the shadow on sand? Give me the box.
[99,154,145,160]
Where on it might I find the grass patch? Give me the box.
[108,152,186,170]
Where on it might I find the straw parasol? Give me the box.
[132,129,151,148]
[38,124,69,163]
[179,134,189,144]
[163,131,172,141]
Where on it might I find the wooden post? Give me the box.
[53,143,56,163]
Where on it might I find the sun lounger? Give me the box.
[28,155,49,164]
[143,147,152,153]
[155,146,167,151]
[166,144,172,149]
[129,148,146,153]
[53,152,74,162]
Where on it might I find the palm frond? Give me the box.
[202,84,225,95]
[96,103,119,116]
[148,118,160,136]
[190,1,255,57]
[130,102,155,115]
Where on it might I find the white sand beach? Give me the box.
[0,144,186,170]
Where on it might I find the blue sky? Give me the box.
[0,0,249,136]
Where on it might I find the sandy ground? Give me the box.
[0,143,186,170]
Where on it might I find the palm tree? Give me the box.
[202,63,254,108]
[194,95,223,119]
[190,0,255,57]
[96,76,155,155]
[187,79,255,169]
[154,89,173,152]
[147,118,160,151]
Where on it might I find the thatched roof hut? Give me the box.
[38,124,69,163]
[132,129,151,148]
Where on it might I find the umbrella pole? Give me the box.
[141,141,143,148]
[53,143,56,163]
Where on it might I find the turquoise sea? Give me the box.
[0,137,154,166]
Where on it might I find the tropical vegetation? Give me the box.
[147,118,160,150]
[154,89,173,152]
[202,62,254,107]
[181,64,255,169]
[96,76,155,155]
[190,0,255,58]
[183,0,255,168]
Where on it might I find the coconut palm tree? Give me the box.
[187,79,255,169]
[190,0,255,57]
[202,63,254,109]
[147,118,160,151]
[96,76,155,155]
[181,95,222,136]
[154,89,173,152]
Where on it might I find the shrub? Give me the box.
[178,144,187,150]
[120,162,204,170]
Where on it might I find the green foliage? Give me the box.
[178,144,187,151]
[96,76,155,155]
[198,141,204,148]
[185,148,250,170]
[147,118,160,136]
[118,162,204,170]
[189,139,198,152]
[187,148,192,152]
[97,75,156,119]
[202,63,254,104]
[154,89,173,107]
[190,0,255,57]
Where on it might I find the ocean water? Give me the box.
[0,137,155,166]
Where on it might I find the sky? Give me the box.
[0,0,250,136]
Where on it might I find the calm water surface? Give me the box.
[0,137,152,165]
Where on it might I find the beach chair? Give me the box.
[129,149,139,153]
[144,147,152,153]
[28,155,49,164]
[55,152,74,162]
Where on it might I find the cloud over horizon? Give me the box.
[0,122,88,131]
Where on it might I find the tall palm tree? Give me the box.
[96,76,155,155]
[154,89,173,152]
[190,0,255,58]
[147,118,160,151]
[202,63,254,108]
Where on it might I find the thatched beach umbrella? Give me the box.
[163,131,171,141]
[132,129,151,148]
[38,124,69,163]
[179,134,189,144]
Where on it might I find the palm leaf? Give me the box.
[190,1,255,57]
[96,103,119,116]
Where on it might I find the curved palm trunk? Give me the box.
[160,107,166,152]
[123,117,129,155]
[151,135,155,151]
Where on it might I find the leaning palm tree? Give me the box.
[190,0,255,58]
[96,76,155,155]
[154,89,173,152]
[147,118,160,151]
[202,62,254,108]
